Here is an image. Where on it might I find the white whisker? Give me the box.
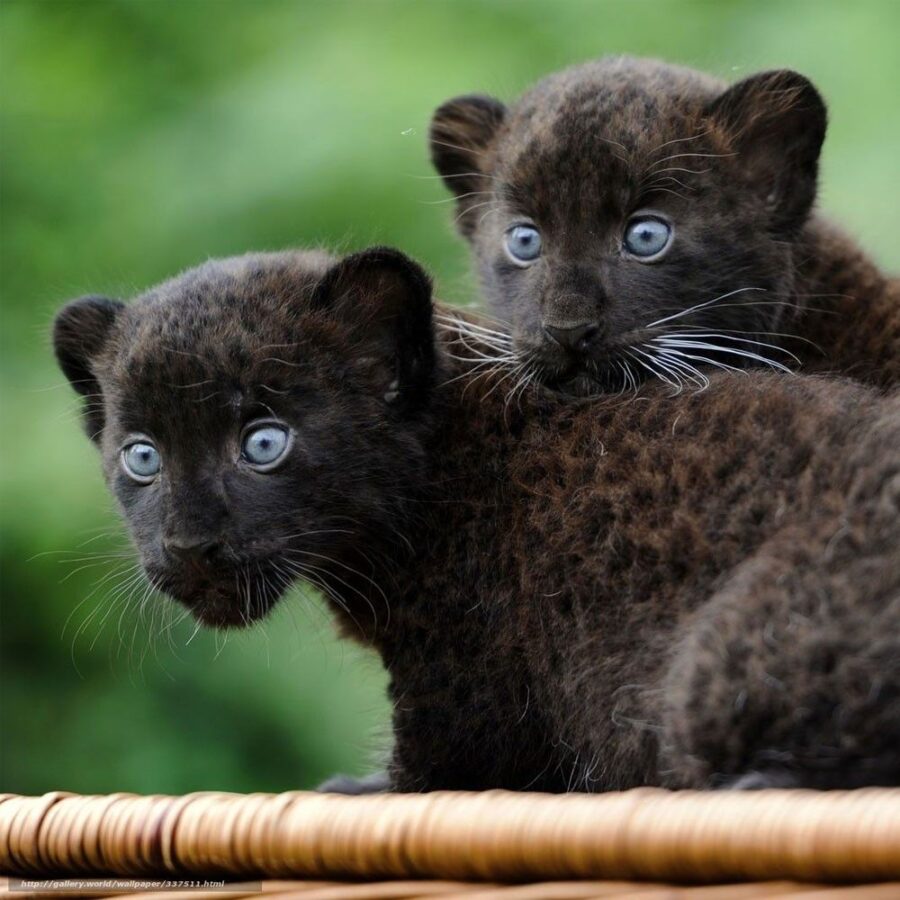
[650,346,745,375]
[645,287,766,329]
[652,337,794,374]
[657,331,802,365]
[630,348,683,394]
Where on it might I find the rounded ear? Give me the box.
[707,70,826,234]
[53,295,124,439]
[429,94,507,237]
[313,247,435,413]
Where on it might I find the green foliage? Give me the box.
[1,0,897,794]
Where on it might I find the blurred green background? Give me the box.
[1,0,897,795]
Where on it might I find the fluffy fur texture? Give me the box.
[430,56,899,394]
[54,248,900,792]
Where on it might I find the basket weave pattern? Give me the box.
[2,789,900,899]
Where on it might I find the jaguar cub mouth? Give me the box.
[530,327,674,397]
[154,569,282,630]
[546,369,610,397]
[532,352,623,398]
[518,331,627,397]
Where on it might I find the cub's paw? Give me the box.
[316,770,391,794]
[718,768,800,790]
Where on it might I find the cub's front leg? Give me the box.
[386,668,568,792]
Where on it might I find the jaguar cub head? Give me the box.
[54,247,435,631]
[431,57,826,394]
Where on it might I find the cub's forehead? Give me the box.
[104,250,334,392]
[496,58,724,206]
[512,58,722,141]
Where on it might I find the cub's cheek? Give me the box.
[108,492,164,568]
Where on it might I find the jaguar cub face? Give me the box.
[53,248,435,629]
[431,57,826,394]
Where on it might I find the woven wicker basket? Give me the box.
[2,789,899,898]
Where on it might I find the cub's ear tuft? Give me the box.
[430,94,507,237]
[313,247,435,413]
[707,70,826,234]
[53,295,124,440]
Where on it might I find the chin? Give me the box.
[162,576,283,630]
[549,373,606,397]
[188,597,275,629]
[535,359,627,398]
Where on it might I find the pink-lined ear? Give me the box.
[313,247,435,412]
[53,295,124,441]
[707,70,826,234]
[430,94,507,237]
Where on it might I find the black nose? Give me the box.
[543,321,600,354]
[164,538,221,565]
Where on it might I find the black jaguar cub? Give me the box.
[54,247,900,792]
[431,57,899,394]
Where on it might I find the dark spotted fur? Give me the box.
[431,56,899,393]
[54,247,900,792]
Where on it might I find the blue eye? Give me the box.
[624,216,672,259]
[505,225,542,264]
[121,441,160,482]
[242,424,291,469]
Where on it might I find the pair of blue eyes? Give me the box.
[120,424,291,483]
[505,216,673,264]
